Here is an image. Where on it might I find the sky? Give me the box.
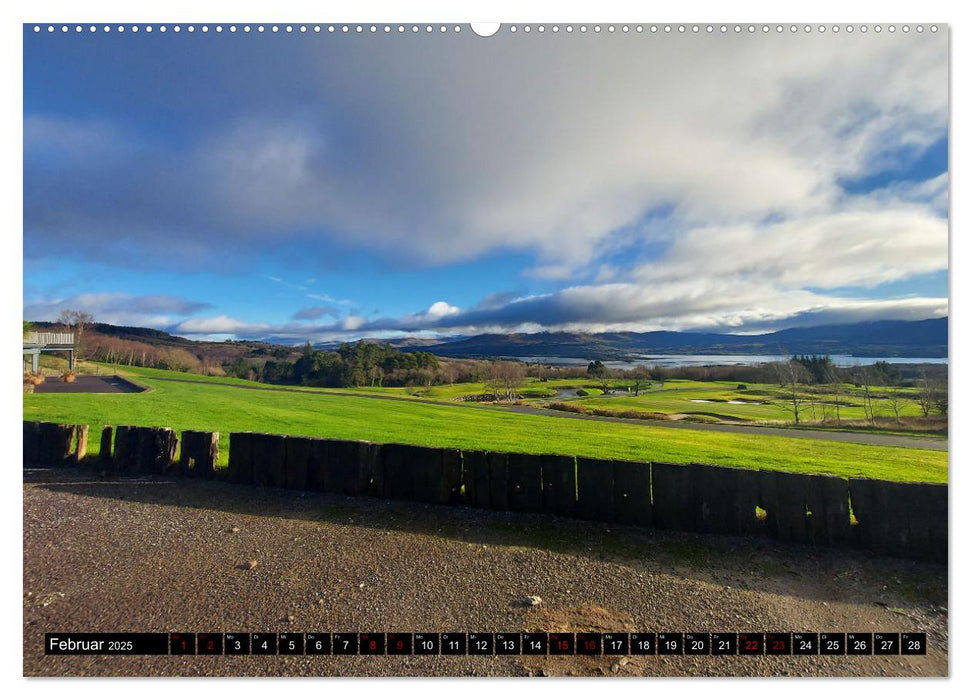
[22,23,949,343]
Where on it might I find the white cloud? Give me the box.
[306,293,353,306]
[635,200,947,292]
[174,315,268,335]
[425,301,460,319]
[340,315,367,331]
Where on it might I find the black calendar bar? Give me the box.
[43,631,928,655]
[45,633,169,655]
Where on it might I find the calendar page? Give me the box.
[22,17,948,679]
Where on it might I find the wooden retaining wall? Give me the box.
[179,430,219,478]
[111,426,178,474]
[21,421,947,562]
[23,421,81,466]
[220,431,947,562]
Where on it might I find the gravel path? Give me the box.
[23,468,948,677]
[147,377,946,451]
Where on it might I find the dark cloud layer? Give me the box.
[23,293,212,327]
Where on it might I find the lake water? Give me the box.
[517,354,948,370]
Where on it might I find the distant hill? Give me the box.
[28,320,302,375]
[310,336,456,351]
[28,317,948,366]
[419,318,948,360]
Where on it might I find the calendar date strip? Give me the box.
[45,631,928,656]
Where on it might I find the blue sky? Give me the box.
[23,24,949,342]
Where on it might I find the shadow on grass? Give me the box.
[24,465,947,608]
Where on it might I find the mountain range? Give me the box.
[389,317,949,360]
[31,317,948,362]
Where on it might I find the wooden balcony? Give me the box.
[24,332,75,349]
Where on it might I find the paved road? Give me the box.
[31,375,145,394]
[146,376,947,451]
[503,404,948,451]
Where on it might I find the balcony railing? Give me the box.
[24,332,75,346]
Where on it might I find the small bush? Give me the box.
[575,389,589,397]
[545,401,588,414]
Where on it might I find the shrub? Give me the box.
[545,401,588,414]
[575,389,589,397]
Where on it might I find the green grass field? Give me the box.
[23,365,947,484]
[55,363,923,425]
[547,378,927,423]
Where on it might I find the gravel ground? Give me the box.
[23,467,948,677]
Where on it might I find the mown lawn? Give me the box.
[109,366,919,425]
[23,367,947,484]
[555,378,928,423]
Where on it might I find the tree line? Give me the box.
[256,341,441,388]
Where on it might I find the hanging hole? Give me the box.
[470,23,500,37]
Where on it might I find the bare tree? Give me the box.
[775,355,805,425]
[886,389,903,423]
[441,362,459,385]
[827,365,843,426]
[931,377,948,417]
[501,362,527,401]
[486,361,526,402]
[916,369,935,417]
[57,309,94,360]
[852,367,876,424]
[805,385,819,423]
[533,363,547,382]
[486,361,504,401]
[630,365,651,396]
[416,368,434,392]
